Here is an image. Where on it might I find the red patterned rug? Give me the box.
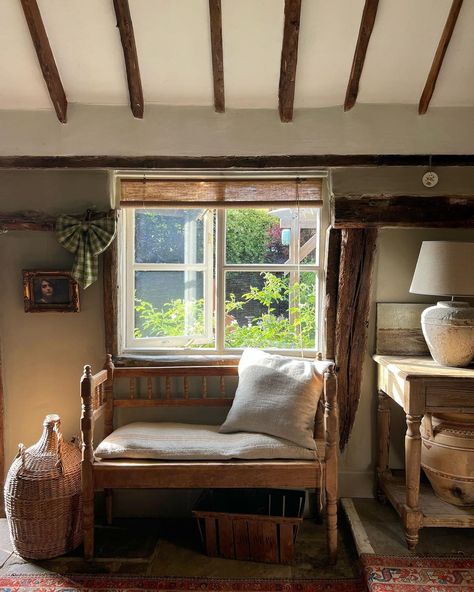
[362,554,474,591]
[0,574,364,592]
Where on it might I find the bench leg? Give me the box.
[105,489,113,525]
[313,489,323,524]
[83,490,95,560]
[326,496,338,564]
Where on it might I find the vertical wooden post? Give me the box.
[81,365,94,560]
[323,227,341,360]
[103,354,115,525]
[103,237,118,358]
[335,228,377,449]
[324,366,338,563]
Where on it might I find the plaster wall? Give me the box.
[0,171,110,470]
[1,104,474,156]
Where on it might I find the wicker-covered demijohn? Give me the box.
[4,414,82,559]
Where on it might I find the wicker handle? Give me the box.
[50,416,64,474]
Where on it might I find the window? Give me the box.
[118,175,326,355]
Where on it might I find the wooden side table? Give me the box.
[374,355,474,550]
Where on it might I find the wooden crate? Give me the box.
[193,489,305,564]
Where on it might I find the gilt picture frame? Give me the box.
[23,270,80,313]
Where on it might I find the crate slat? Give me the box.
[218,516,234,559]
[205,518,217,556]
[279,523,294,564]
[262,522,278,563]
[233,520,250,560]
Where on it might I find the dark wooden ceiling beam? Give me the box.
[113,0,144,119]
[278,0,302,123]
[0,211,56,231]
[1,154,474,169]
[418,0,463,115]
[20,0,67,123]
[209,0,225,113]
[333,195,474,228]
[344,0,379,112]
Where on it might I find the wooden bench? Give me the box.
[80,355,339,561]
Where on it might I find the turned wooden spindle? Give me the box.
[219,376,225,398]
[147,377,153,400]
[184,376,189,399]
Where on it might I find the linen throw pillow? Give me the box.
[219,348,328,450]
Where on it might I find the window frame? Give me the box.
[116,172,329,358]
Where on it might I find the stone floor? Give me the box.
[2,498,473,579]
[0,515,359,579]
[342,497,474,557]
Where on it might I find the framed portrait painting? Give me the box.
[23,270,80,313]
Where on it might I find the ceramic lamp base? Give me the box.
[421,301,474,367]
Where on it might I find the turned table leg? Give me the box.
[376,390,391,502]
[404,413,423,550]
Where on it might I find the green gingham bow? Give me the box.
[56,212,116,289]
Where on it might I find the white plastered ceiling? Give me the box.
[1,0,473,113]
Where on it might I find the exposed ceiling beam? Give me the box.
[418,0,463,115]
[344,0,379,112]
[2,154,474,169]
[278,0,302,123]
[20,0,67,123]
[113,0,144,119]
[209,0,225,113]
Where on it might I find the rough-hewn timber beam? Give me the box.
[2,155,474,169]
[113,0,144,119]
[209,0,225,113]
[344,0,379,112]
[20,0,67,123]
[333,195,474,228]
[419,0,463,115]
[324,228,341,361]
[0,211,56,231]
[278,0,302,122]
[335,228,377,450]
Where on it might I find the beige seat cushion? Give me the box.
[94,422,317,461]
[219,348,331,449]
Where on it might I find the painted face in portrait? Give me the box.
[40,279,54,303]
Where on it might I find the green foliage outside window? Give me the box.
[135,272,316,349]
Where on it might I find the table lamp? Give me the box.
[410,241,474,367]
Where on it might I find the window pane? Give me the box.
[225,271,317,350]
[134,271,214,345]
[135,209,205,264]
[225,208,318,265]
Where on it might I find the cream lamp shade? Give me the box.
[410,241,474,367]
[410,241,474,297]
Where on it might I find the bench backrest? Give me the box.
[83,356,329,440]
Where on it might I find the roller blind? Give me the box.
[119,177,323,209]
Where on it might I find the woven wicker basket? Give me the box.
[4,414,82,559]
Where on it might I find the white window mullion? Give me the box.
[215,209,226,353]
[203,210,215,343]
